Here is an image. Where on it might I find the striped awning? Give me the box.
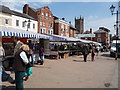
[0,27,50,39]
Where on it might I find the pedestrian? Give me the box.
[95,46,99,56]
[13,44,30,90]
[81,44,89,62]
[27,40,34,66]
[0,41,5,84]
[14,37,24,55]
[91,45,96,61]
[103,45,107,52]
[38,45,44,65]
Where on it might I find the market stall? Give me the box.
[0,26,50,70]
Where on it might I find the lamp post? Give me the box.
[110,5,119,60]
[24,19,31,31]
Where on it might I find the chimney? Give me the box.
[23,4,29,14]
[62,18,65,20]
[90,28,92,33]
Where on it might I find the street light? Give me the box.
[110,5,119,60]
[24,19,31,31]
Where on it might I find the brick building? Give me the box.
[75,28,95,41]
[94,27,110,45]
[69,24,76,38]
[23,4,54,35]
[54,16,70,37]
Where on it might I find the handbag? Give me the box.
[26,58,32,68]
[26,62,32,68]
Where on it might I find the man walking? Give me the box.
[81,44,89,62]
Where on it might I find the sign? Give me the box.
[75,34,95,38]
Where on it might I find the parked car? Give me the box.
[110,40,120,57]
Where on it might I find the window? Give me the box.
[98,34,101,37]
[51,23,52,27]
[43,21,45,26]
[66,29,68,32]
[48,29,53,35]
[61,25,64,29]
[28,23,30,28]
[42,12,44,17]
[43,29,46,34]
[49,15,52,19]
[41,28,46,34]
[16,20,19,26]
[41,29,42,34]
[66,26,68,29]
[97,38,101,42]
[22,22,25,27]
[48,29,51,34]
[66,33,69,37]
[5,19,9,24]
[46,13,48,18]
[61,29,63,31]
[48,22,50,27]
[48,22,52,27]
[40,20,42,26]
[70,29,72,35]
[51,31,53,35]
[33,24,35,29]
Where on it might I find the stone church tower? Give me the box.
[75,16,84,34]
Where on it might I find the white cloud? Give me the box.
[85,16,116,35]
[0,0,52,12]
[87,16,98,21]
[0,0,26,12]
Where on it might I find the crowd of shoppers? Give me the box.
[1,36,110,89]
[1,37,44,90]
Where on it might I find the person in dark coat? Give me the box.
[81,44,89,62]
[38,45,44,65]
[91,45,96,61]
[27,40,34,66]
[13,44,30,90]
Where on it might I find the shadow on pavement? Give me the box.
[101,53,111,57]
[73,60,92,62]
[101,53,120,60]
[73,60,84,62]
[1,85,15,90]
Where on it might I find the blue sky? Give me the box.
[0,1,118,35]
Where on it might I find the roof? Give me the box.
[30,6,49,12]
[70,24,76,30]
[83,30,91,34]
[0,5,37,21]
[99,27,110,32]
[0,5,12,14]
[94,29,107,33]
[11,10,37,21]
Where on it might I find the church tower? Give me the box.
[75,16,84,34]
